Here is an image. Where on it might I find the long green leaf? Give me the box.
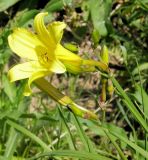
[104,130,127,160]
[111,76,148,133]
[28,150,112,160]
[44,0,63,12]
[17,9,39,27]
[58,107,76,150]
[72,113,95,153]
[88,0,112,36]
[4,128,20,160]
[135,84,148,117]
[7,120,50,151]
[2,74,16,103]
[0,0,22,12]
[110,131,148,159]
[132,63,148,75]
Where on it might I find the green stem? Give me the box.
[35,78,97,120]
[102,110,106,123]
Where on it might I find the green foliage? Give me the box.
[0,0,22,12]
[44,0,72,12]
[88,0,112,37]
[0,0,148,159]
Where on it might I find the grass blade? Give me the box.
[111,76,148,133]
[72,113,95,153]
[7,119,50,151]
[28,150,112,160]
[110,131,148,159]
[58,106,76,150]
[4,128,20,160]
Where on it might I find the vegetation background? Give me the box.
[0,0,148,159]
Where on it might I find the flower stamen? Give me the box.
[38,52,51,66]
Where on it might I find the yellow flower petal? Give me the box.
[54,44,83,73]
[47,21,66,43]
[82,59,108,72]
[8,61,48,82]
[49,59,66,73]
[34,12,55,50]
[55,44,97,74]
[57,59,96,74]
[24,71,50,96]
[55,44,81,61]
[8,28,45,60]
[62,61,83,74]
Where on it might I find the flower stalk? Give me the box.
[35,78,98,120]
[100,45,114,102]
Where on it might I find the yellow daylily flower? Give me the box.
[8,12,108,96]
[8,13,67,96]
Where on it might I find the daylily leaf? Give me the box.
[88,0,112,37]
[17,9,39,27]
[0,0,22,12]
